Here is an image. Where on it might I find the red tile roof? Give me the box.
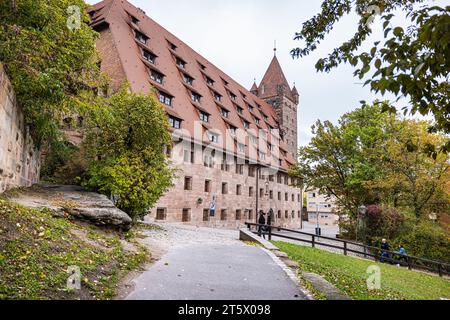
[258,55,294,102]
[89,0,294,170]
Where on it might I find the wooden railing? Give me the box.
[245,222,450,277]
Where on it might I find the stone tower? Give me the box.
[252,55,299,161]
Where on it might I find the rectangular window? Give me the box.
[277,174,282,184]
[221,108,229,118]
[203,209,209,222]
[237,143,245,153]
[208,131,219,143]
[176,57,186,69]
[248,210,253,220]
[250,135,258,145]
[236,106,243,115]
[235,164,244,175]
[221,209,227,221]
[259,152,266,161]
[159,92,172,106]
[260,188,264,198]
[244,121,250,129]
[229,92,237,101]
[248,105,254,112]
[200,111,209,123]
[151,70,164,84]
[182,209,191,222]
[236,210,242,220]
[222,183,228,195]
[278,192,281,201]
[236,184,242,195]
[269,190,273,199]
[135,31,148,44]
[229,126,237,136]
[142,49,156,64]
[249,187,254,197]
[184,177,192,191]
[248,166,255,178]
[292,194,295,202]
[156,208,166,221]
[168,41,177,51]
[285,193,288,201]
[214,92,222,102]
[192,92,201,103]
[205,180,211,193]
[206,77,215,86]
[255,118,260,125]
[183,74,194,86]
[277,210,282,219]
[130,14,139,25]
[169,116,181,129]
[285,210,289,219]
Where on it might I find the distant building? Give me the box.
[306,189,339,226]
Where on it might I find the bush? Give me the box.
[365,205,404,241]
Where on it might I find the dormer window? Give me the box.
[191,92,201,103]
[135,31,148,44]
[176,57,186,69]
[150,69,164,84]
[208,131,219,143]
[214,92,222,102]
[206,77,214,86]
[198,62,206,70]
[183,74,194,86]
[221,108,229,118]
[158,92,172,106]
[254,118,260,125]
[229,125,237,135]
[222,79,229,86]
[236,106,243,115]
[229,92,237,101]
[243,121,250,129]
[199,111,209,123]
[168,41,177,51]
[130,14,139,25]
[142,49,156,64]
[248,105,254,113]
[241,92,247,100]
[169,116,182,129]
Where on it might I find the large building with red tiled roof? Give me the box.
[89,0,302,228]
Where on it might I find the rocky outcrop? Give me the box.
[8,184,132,230]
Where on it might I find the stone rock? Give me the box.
[8,184,132,230]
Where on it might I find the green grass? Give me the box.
[273,241,450,300]
[0,198,149,300]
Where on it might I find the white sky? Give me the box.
[86,0,447,146]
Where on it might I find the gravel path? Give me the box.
[125,223,308,300]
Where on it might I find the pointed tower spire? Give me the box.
[274,40,277,56]
[291,82,299,104]
[258,55,294,101]
[250,79,259,96]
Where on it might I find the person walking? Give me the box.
[380,239,390,263]
[396,245,407,266]
[258,210,266,239]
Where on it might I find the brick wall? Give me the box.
[0,63,40,193]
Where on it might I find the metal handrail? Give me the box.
[245,222,450,277]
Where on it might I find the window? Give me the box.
[206,77,214,86]
[222,79,229,86]
[229,92,237,101]
[292,211,295,218]
[263,115,268,122]
[203,155,214,168]
[142,49,156,64]
[277,210,282,219]
[169,116,181,129]
[312,193,316,198]
[248,105,254,113]
[221,108,229,118]
[208,131,219,143]
[183,149,193,163]
[285,210,289,218]
[298,211,301,218]
[182,208,191,222]
[260,188,264,198]
[184,177,192,191]
[248,166,255,177]
[269,175,274,182]
[222,183,228,194]
[268,143,273,152]
[237,143,245,153]
[150,70,164,84]
[199,62,206,70]
[248,210,253,220]
[250,135,258,145]
[241,92,247,100]
[203,209,209,222]
[176,57,186,69]
[255,118,260,125]
[236,210,242,220]
[292,194,295,202]
[221,209,227,221]
[191,92,201,103]
[200,111,209,123]
[156,208,166,220]
[269,190,273,199]
[259,152,266,161]
[236,106,243,115]
[135,31,148,44]
[229,126,237,136]
[249,187,254,197]
[205,180,211,193]
[235,164,244,175]
[214,92,222,102]
[183,74,194,86]
[285,193,288,201]
[159,92,172,106]
[168,41,177,51]
[244,121,250,129]
[278,192,281,201]
[236,184,242,196]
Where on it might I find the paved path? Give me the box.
[126,224,307,300]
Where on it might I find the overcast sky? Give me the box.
[86,0,445,146]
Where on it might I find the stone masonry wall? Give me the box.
[0,63,40,193]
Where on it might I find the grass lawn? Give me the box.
[0,198,149,300]
[273,241,450,300]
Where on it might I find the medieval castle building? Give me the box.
[89,0,302,228]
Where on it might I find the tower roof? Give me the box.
[259,56,294,101]
[291,84,299,96]
[250,81,258,93]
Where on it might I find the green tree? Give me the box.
[0,0,100,146]
[81,85,174,221]
[290,103,391,219]
[292,1,450,152]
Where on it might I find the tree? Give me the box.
[0,0,101,146]
[292,1,450,152]
[290,104,391,219]
[371,119,449,219]
[81,85,174,221]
